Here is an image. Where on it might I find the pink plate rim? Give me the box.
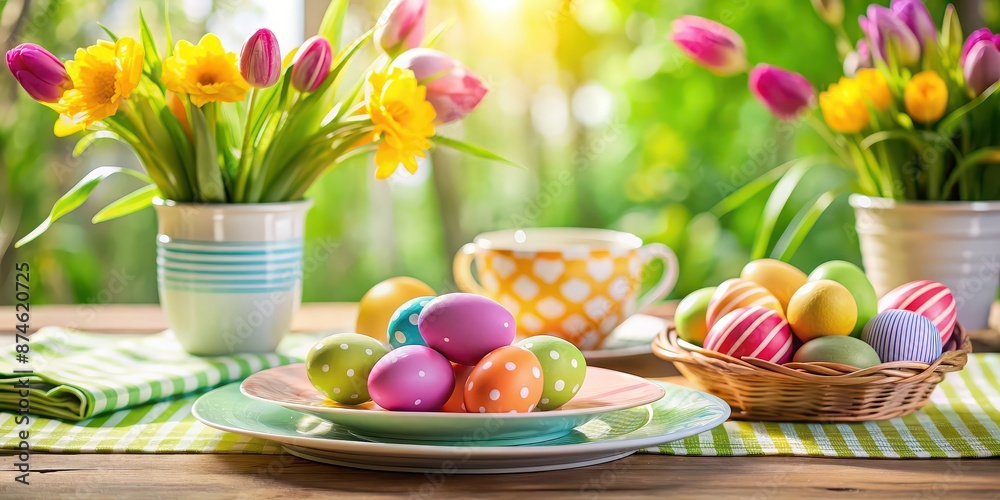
[240,365,665,420]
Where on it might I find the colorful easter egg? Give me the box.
[703,306,794,364]
[517,335,586,410]
[862,310,943,363]
[808,261,877,338]
[792,336,882,369]
[356,277,435,339]
[706,278,784,328]
[740,259,808,310]
[386,296,435,348]
[465,346,544,413]
[674,287,716,346]
[306,333,389,405]
[367,345,454,411]
[786,280,857,342]
[418,293,516,365]
[878,280,957,344]
[441,363,475,413]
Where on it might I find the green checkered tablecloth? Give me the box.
[0,329,997,457]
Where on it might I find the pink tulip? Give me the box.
[891,0,937,47]
[748,64,816,120]
[5,43,72,103]
[375,0,427,56]
[859,5,921,66]
[393,48,488,123]
[964,40,1000,96]
[670,16,747,76]
[961,28,1000,64]
[291,36,332,92]
[240,28,281,88]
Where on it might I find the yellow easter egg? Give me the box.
[356,277,436,340]
[706,278,783,328]
[786,280,857,342]
[740,259,807,311]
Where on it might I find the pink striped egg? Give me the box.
[878,280,957,344]
[703,306,794,364]
[706,278,784,328]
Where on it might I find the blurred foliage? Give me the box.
[1,0,998,307]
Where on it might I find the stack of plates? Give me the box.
[193,362,730,473]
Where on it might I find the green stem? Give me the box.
[235,88,259,202]
[116,107,190,200]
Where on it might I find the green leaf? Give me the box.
[938,81,1000,136]
[423,21,452,48]
[432,135,526,169]
[940,147,1000,198]
[92,184,159,223]
[750,160,815,259]
[73,131,125,157]
[708,157,807,218]
[942,4,963,63]
[14,167,152,247]
[318,0,349,52]
[164,0,174,56]
[139,9,163,80]
[330,28,375,84]
[773,188,846,261]
[189,104,226,202]
[97,23,120,42]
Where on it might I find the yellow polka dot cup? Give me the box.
[454,228,678,350]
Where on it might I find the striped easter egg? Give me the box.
[862,310,943,364]
[878,280,957,344]
[706,278,783,328]
[703,306,794,364]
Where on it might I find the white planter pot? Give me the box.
[154,199,313,355]
[850,195,1000,330]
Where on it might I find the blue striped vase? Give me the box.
[153,199,313,355]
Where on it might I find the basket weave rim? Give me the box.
[652,323,971,384]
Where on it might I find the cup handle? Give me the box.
[453,243,486,294]
[635,243,679,311]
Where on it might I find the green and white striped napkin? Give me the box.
[0,327,315,420]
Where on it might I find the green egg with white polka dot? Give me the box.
[306,333,389,405]
[516,335,587,411]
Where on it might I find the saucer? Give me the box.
[241,365,665,445]
[580,313,668,359]
[193,382,731,474]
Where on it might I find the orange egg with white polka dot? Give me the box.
[441,363,474,413]
[464,346,543,413]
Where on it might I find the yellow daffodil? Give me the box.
[819,77,870,134]
[162,34,249,107]
[904,70,948,124]
[365,67,437,179]
[855,68,891,112]
[53,37,144,137]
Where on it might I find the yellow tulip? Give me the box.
[904,71,948,124]
[819,77,870,133]
[53,37,144,137]
[855,68,891,111]
[366,67,437,180]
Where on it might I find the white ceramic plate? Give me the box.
[193,381,730,474]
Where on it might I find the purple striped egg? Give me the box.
[878,280,957,344]
[703,306,794,364]
[862,310,942,364]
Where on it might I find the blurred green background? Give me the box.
[1,0,997,306]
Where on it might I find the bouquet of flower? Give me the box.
[6,0,512,246]
[671,1,1000,258]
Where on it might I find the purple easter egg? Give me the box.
[367,345,454,411]
[417,293,516,365]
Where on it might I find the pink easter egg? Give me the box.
[703,306,794,364]
[878,280,957,344]
[368,345,454,411]
[418,293,516,365]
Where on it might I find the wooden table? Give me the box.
[2,304,999,499]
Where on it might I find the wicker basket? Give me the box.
[651,325,971,422]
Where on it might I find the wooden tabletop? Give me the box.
[1,304,999,499]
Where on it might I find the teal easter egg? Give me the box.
[862,310,942,363]
[306,333,389,404]
[516,335,587,410]
[387,296,435,349]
